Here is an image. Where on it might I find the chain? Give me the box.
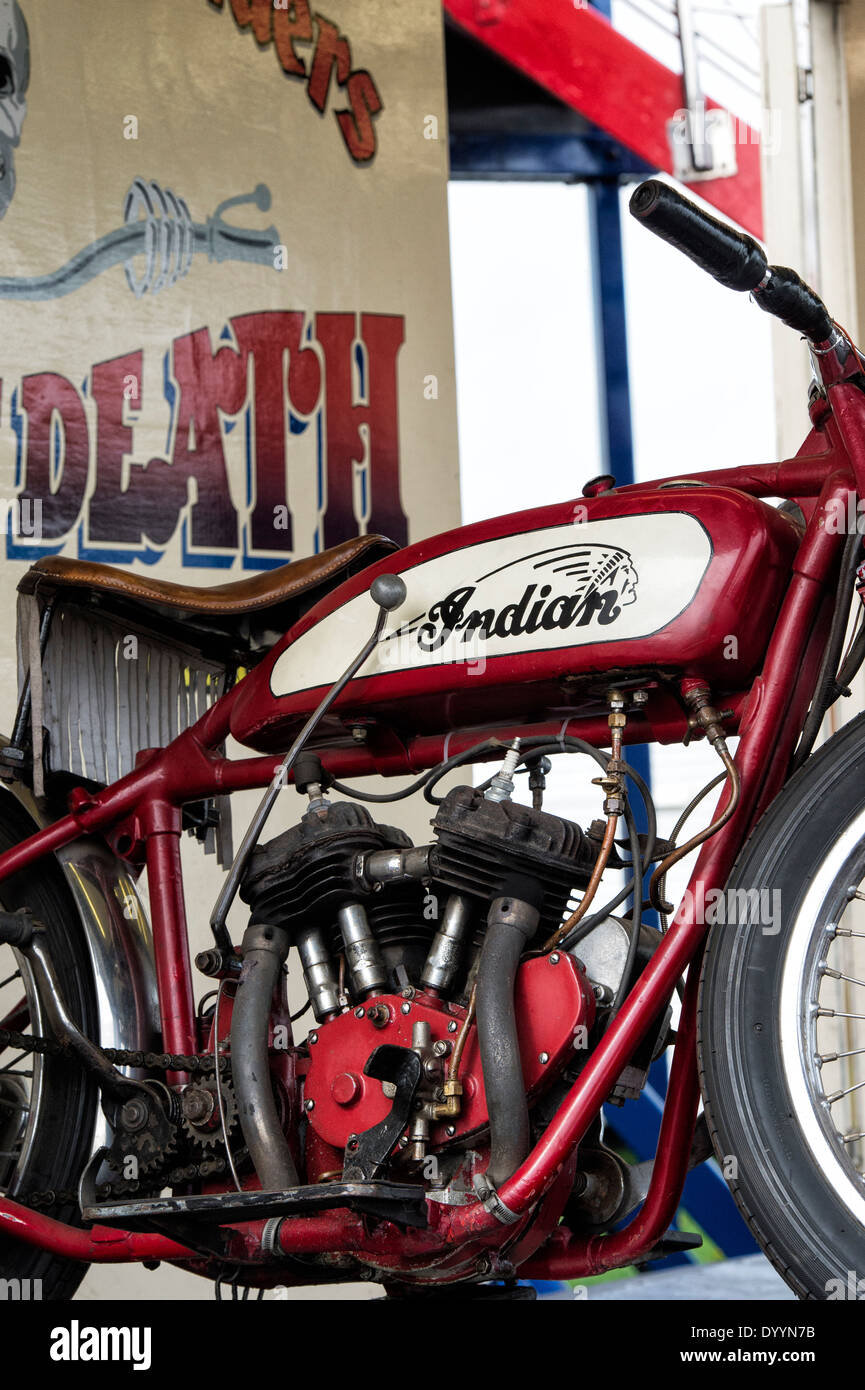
[2,1028,236,1211]
[0,1025,228,1074]
[19,1148,250,1213]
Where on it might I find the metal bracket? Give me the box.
[342,1045,423,1182]
[668,0,738,183]
[0,909,136,1102]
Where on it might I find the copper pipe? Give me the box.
[448,982,476,1082]
[543,812,619,952]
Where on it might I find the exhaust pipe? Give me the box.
[475,885,541,1188]
[232,921,299,1191]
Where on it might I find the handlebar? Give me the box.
[628,179,834,345]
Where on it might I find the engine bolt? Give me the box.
[304,1097,315,1112]
[550,953,560,965]
[401,986,415,1000]
[309,1032,318,1044]
[399,1135,409,1148]
[445,1124,456,1137]
[354,1007,365,1019]
[538,1052,549,1065]
[401,1002,411,1015]
[432,1040,450,1058]
[447,1020,458,1034]
[367,1003,390,1028]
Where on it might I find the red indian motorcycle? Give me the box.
[2,178,865,1300]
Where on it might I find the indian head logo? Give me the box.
[385,543,640,655]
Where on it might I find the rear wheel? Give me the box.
[0,793,97,1300]
[699,711,865,1299]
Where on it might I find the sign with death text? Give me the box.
[0,0,459,720]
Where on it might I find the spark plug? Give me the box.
[484,739,522,803]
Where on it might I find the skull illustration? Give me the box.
[0,0,28,220]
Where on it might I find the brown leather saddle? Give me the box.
[18,534,399,662]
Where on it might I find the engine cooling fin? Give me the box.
[429,785,610,937]
[240,801,412,930]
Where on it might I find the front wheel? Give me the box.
[700,710,865,1299]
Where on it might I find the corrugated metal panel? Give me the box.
[33,605,226,784]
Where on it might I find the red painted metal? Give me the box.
[436,470,853,1251]
[141,800,197,1076]
[443,0,763,237]
[0,1195,198,1264]
[231,487,798,751]
[305,955,594,1151]
[518,953,703,1279]
[1,332,865,1281]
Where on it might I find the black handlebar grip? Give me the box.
[629,179,767,292]
[750,266,834,344]
[630,179,837,344]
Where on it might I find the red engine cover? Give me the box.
[304,952,595,1152]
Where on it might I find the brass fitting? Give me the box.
[592,771,625,816]
[431,1077,463,1121]
[682,683,729,750]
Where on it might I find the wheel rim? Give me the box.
[0,941,46,1198]
[780,805,865,1228]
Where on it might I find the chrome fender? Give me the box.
[1,779,160,1060]
[53,837,160,1058]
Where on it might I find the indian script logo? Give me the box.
[384,543,640,655]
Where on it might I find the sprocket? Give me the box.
[181,1074,237,1150]
[107,1085,179,1177]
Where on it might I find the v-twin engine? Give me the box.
[240,783,609,1014]
[232,779,655,1199]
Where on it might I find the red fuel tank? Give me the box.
[230,487,801,753]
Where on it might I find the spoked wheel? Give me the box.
[0,793,97,1300]
[700,710,865,1299]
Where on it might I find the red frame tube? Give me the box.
[0,1195,197,1264]
[141,800,197,1076]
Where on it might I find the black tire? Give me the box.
[699,710,865,1300]
[0,792,98,1300]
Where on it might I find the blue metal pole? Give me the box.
[587,175,654,887]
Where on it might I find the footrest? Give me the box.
[644,1228,703,1261]
[82,1180,429,1231]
